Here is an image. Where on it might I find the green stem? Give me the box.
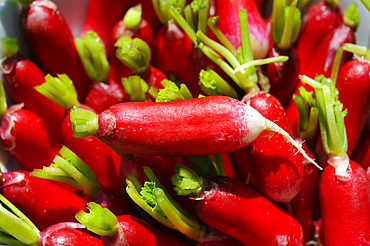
[0,78,8,118]
[75,31,110,82]
[360,0,370,12]
[122,76,149,102]
[155,80,193,102]
[196,30,240,69]
[152,0,186,25]
[115,34,151,74]
[31,146,99,196]
[207,17,237,55]
[124,4,143,30]
[199,69,239,98]
[188,155,225,178]
[75,202,119,237]
[343,2,360,30]
[0,195,39,246]
[341,43,370,59]
[271,0,285,48]
[172,164,204,196]
[1,37,19,58]
[279,0,301,49]
[70,108,99,138]
[34,74,79,110]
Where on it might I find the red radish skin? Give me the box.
[20,0,91,101]
[211,0,269,59]
[290,139,319,244]
[295,0,343,72]
[197,238,245,246]
[152,21,193,83]
[264,45,300,107]
[106,214,193,246]
[84,79,129,114]
[242,91,304,203]
[0,105,62,171]
[62,107,123,192]
[86,96,295,156]
[193,176,304,246]
[336,59,370,156]
[39,225,104,246]
[1,56,65,138]
[319,159,370,245]
[1,170,86,230]
[80,0,133,49]
[351,116,370,169]
[302,22,356,83]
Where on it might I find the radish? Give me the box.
[35,74,123,191]
[335,43,370,156]
[70,95,318,168]
[31,145,138,217]
[20,0,92,101]
[172,164,304,245]
[302,2,359,82]
[302,75,370,245]
[0,194,103,246]
[295,0,343,72]
[76,202,194,246]
[0,37,65,138]
[0,76,62,171]
[151,0,193,83]
[264,0,301,107]
[1,170,86,230]
[79,0,132,50]
[210,0,269,59]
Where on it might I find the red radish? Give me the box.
[295,0,343,72]
[351,115,370,169]
[32,146,138,217]
[0,79,62,171]
[264,0,301,107]
[197,238,245,246]
[70,95,318,168]
[301,2,359,83]
[314,218,325,246]
[242,91,305,203]
[0,37,65,138]
[113,34,168,101]
[0,194,103,246]
[20,0,92,101]
[211,0,269,59]
[1,170,86,230]
[76,202,193,246]
[151,0,193,83]
[172,165,304,246]
[79,0,132,50]
[302,75,370,245]
[335,44,370,156]
[35,74,123,191]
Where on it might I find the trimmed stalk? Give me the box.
[343,2,361,30]
[301,75,348,179]
[122,76,149,102]
[115,34,151,74]
[31,146,112,208]
[199,69,238,98]
[1,37,19,58]
[123,4,142,30]
[125,168,209,241]
[152,0,186,25]
[151,80,193,102]
[0,194,39,246]
[75,31,110,82]
[34,73,79,110]
[207,17,237,55]
[184,0,210,35]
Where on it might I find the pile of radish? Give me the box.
[0,0,370,245]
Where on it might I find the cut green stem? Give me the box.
[124,4,143,29]
[122,75,149,102]
[199,69,238,98]
[1,37,19,58]
[70,108,99,138]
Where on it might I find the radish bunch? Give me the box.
[0,0,370,245]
